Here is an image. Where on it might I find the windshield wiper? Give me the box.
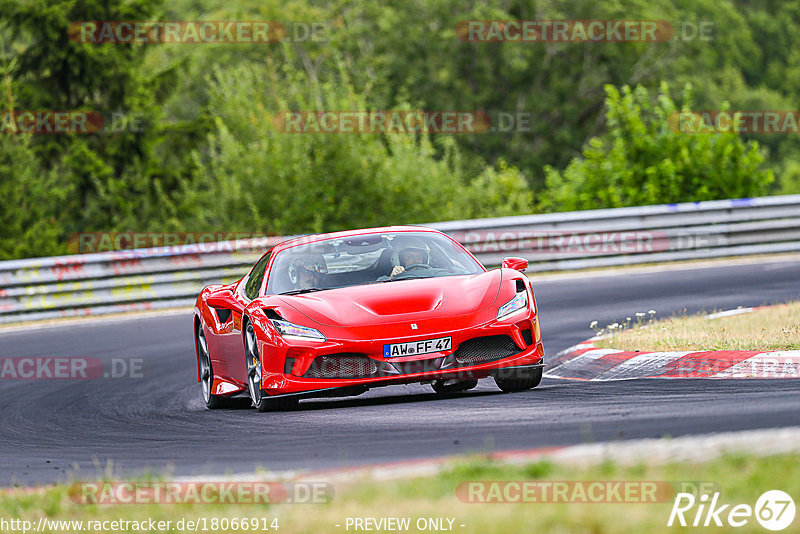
[279,287,327,295]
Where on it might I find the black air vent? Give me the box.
[521,328,533,346]
[452,335,521,365]
[263,309,283,320]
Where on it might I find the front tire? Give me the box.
[245,319,299,412]
[494,366,543,393]
[197,323,235,409]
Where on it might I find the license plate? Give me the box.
[383,337,452,358]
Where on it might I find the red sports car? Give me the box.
[193,226,544,411]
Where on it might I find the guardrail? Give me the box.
[1,195,799,324]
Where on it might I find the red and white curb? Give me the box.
[545,308,800,381]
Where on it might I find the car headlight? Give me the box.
[270,319,326,341]
[497,291,528,320]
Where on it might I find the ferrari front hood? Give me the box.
[274,270,503,328]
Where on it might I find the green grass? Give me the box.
[2,453,798,533]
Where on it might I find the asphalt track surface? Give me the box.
[1,259,799,486]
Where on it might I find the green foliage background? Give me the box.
[0,0,793,259]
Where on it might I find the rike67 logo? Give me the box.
[668,490,795,531]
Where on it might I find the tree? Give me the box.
[0,135,66,258]
[186,52,531,235]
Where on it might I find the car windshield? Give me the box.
[265,231,484,295]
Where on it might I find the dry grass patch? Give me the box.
[594,301,800,352]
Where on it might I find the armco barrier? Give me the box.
[1,195,799,324]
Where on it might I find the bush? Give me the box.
[539,83,774,212]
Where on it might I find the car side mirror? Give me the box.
[206,290,239,310]
[502,257,529,272]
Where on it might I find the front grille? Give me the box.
[453,335,521,365]
[303,353,377,378]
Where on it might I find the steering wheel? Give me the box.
[391,263,429,280]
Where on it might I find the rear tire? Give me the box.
[245,319,299,412]
[494,366,542,393]
[197,322,236,409]
[431,379,478,394]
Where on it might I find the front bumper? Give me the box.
[261,362,546,401]
[253,311,545,397]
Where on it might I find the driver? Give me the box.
[290,255,327,290]
[391,247,428,277]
